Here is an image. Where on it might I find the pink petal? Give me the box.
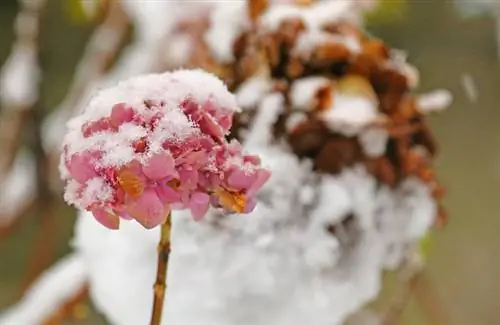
[198,110,224,140]
[243,198,257,213]
[246,169,271,197]
[189,192,210,221]
[110,103,134,128]
[218,113,233,133]
[156,184,181,204]
[142,152,176,180]
[68,151,98,183]
[227,169,257,191]
[92,208,120,229]
[179,168,198,189]
[126,189,167,229]
[82,118,114,137]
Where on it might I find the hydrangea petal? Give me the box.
[142,152,176,180]
[189,192,210,221]
[91,208,120,229]
[126,189,167,229]
[67,151,98,183]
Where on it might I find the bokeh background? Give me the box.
[1,1,499,324]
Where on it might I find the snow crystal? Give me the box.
[0,151,36,224]
[80,177,113,209]
[261,1,354,32]
[204,2,250,63]
[417,89,453,113]
[294,31,361,58]
[245,93,285,149]
[358,127,389,158]
[236,75,273,109]
[0,45,40,108]
[64,70,238,163]
[290,77,331,110]
[320,92,379,137]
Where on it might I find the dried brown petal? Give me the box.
[434,205,448,229]
[288,119,331,158]
[279,18,306,47]
[248,0,268,22]
[312,42,351,66]
[365,156,398,187]
[371,68,409,95]
[348,53,379,77]
[411,122,438,156]
[286,56,305,78]
[315,83,334,112]
[314,137,362,173]
[362,38,390,61]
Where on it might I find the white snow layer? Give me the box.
[71,153,436,325]
[0,45,40,108]
[0,151,36,224]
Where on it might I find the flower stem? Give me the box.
[150,211,172,325]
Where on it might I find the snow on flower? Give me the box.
[61,69,270,229]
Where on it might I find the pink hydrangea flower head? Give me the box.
[61,70,270,229]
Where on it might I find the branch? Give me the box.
[0,0,46,195]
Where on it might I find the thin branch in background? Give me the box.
[0,0,46,224]
[9,0,128,293]
[414,272,457,325]
[41,285,89,325]
[381,249,456,325]
[19,198,60,293]
[43,0,129,192]
[380,249,423,325]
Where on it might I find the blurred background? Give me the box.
[1,0,499,324]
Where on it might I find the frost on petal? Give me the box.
[110,102,135,127]
[61,70,269,229]
[126,189,167,229]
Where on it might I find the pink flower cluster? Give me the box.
[61,71,270,229]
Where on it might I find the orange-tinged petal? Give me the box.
[215,189,247,213]
[117,169,144,197]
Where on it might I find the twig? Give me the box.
[380,250,423,325]
[414,272,456,325]
[41,284,89,325]
[150,212,172,325]
[381,269,422,325]
[0,0,46,221]
[19,198,60,292]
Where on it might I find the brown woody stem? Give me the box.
[150,212,172,325]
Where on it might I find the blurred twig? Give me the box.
[414,272,456,325]
[381,249,455,325]
[0,0,46,228]
[19,0,129,293]
[380,248,423,325]
[41,284,89,325]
